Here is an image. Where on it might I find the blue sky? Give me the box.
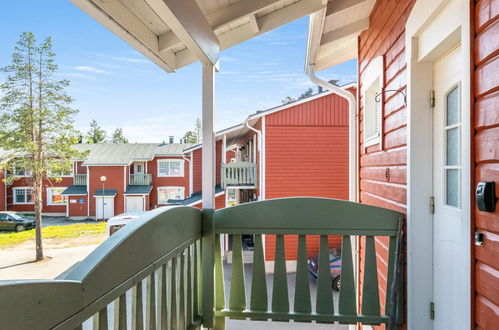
[0,1,356,142]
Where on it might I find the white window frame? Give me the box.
[14,166,32,177]
[47,168,73,178]
[13,187,34,204]
[157,159,184,177]
[46,187,68,206]
[157,186,185,204]
[361,56,384,149]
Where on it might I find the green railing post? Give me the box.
[201,209,215,329]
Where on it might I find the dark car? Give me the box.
[0,211,36,232]
[308,247,342,291]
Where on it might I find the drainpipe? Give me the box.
[307,65,359,322]
[244,120,263,200]
[182,154,192,196]
[306,64,358,203]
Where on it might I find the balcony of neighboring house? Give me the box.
[221,161,257,189]
[73,173,87,186]
[129,162,152,185]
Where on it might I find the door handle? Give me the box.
[474,232,484,246]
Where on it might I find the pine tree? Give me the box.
[0,32,81,261]
[111,128,128,143]
[86,119,106,143]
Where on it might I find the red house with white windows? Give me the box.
[1,88,352,234]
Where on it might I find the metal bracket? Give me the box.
[375,89,407,106]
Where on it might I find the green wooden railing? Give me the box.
[221,162,257,188]
[203,198,404,329]
[0,198,404,330]
[73,173,87,186]
[0,206,202,330]
[130,173,152,185]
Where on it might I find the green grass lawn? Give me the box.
[0,223,106,248]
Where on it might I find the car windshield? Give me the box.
[10,213,23,220]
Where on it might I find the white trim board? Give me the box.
[405,0,471,328]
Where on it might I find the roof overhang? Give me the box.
[71,0,327,72]
[305,0,375,72]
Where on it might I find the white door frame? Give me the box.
[406,0,471,328]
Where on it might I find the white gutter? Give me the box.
[244,119,264,200]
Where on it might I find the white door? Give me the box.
[432,45,467,329]
[96,197,114,219]
[126,196,144,213]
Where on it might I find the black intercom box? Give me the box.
[476,182,496,212]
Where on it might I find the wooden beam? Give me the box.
[249,14,260,33]
[70,0,175,71]
[175,0,325,67]
[320,18,369,45]
[146,0,219,64]
[325,0,367,16]
[158,0,281,53]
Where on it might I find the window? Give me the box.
[157,160,184,177]
[14,166,31,177]
[14,188,33,204]
[362,56,383,148]
[157,187,185,204]
[47,187,67,205]
[48,167,72,177]
[444,85,461,207]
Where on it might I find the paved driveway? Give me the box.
[18,215,96,227]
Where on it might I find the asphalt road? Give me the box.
[20,216,97,227]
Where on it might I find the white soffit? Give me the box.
[306,0,376,71]
[70,0,327,72]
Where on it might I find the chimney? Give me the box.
[318,86,323,93]
[169,136,174,144]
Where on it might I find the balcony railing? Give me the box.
[130,173,152,185]
[73,173,87,186]
[221,162,257,188]
[0,198,404,330]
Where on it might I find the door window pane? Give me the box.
[446,86,459,126]
[446,128,459,166]
[446,169,459,207]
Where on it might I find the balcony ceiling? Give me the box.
[70,0,328,72]
[306,0,375,71]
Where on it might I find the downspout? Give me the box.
[306,64,358,203]
[244,119,263,200]
[182,153,192,196]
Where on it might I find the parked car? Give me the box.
[0,211,36,232]
[307,247,342,291]
[106,211,147,236]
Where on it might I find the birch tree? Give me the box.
[0,32,81,261]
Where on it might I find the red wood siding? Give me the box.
[67,195,88,217]
[6,177,73,214]
[357,0,415,323]
[88,166,125,218]
[264,93,351,260]
[191,140,223,195]
[474,0,499,327]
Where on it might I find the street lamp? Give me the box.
[100,176,107,220]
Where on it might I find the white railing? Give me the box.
[130,173,152,185]
[221,162,257,188]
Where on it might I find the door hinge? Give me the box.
[430,302,435,320]
[430,196,435,214]
[430,90,435,108]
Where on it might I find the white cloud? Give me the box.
[71,65,110,74]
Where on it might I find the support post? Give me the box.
[202,61,216,209]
